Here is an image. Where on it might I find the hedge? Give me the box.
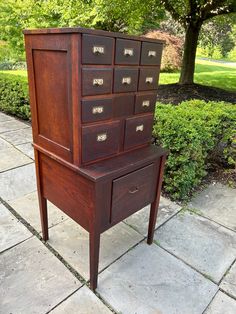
[153,100,236,200]
[0,72,30,120]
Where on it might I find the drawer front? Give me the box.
[140,42,163,65]
[111,163,157,223]
[113,68,138,93]
[82,121,120,163]
[115,39,141,65]
[135,92,157,114]
[82,68,113,96]
[138,68,159,91]
[81,98,113,123]
[113,94,135,118]
[124,114,153,150]
[82,34,113,65]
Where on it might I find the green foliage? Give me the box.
[0,0,165,61]
[0,72,30,119]
[153,100,236,200]
[199,16,236,59]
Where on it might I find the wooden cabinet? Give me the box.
[24,27,168,291]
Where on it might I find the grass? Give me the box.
[0,69,27,77]
[159,59,236,92]
[1,59,236,92]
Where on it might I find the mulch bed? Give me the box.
[156,83,236,104]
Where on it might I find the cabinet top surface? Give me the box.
[79,145,168,181]
[23,27,165,44]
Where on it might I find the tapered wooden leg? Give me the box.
[147,155,166,245]
[89,229,100,291]
[34,148,49,241]
[38,194,49,241]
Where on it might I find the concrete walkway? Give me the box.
[0,111,236,314]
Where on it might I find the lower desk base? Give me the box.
[34,145,167,290]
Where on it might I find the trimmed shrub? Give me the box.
[153,100,236,200]
[144,30,183,72]
[0,73,30,120]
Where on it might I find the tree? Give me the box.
[0,0,164,61]
[199,16,236,58]
[160,0,236,84]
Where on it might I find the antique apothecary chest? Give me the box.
[24,27,168,290]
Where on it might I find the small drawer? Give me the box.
[81,98,113,123]
[140,42,163,65]
[135,92,157,114]
[113,94,135,118]
[138,68,159,91]
[82,68,113,96]
[111,163,157,223]
[113,68,138,93]
[82,121,120,163]
[124,114,153,150]
[82,34,113,65]
[115,39,141,65]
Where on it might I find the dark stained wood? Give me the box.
[115,39,141,65]
[24,34,73,162]
[82,34,113,65]
[23,27,165,45]
[71,34,81,166]
[82,68,113,96]
[34,149,48,241]
[147,155,167,244]
[138,67,160,91]
[113,94,134,118]
[40,153,95,232]
[24,27,168,291]
[141,42,163,65]
[135,92,157,114]
[113,68,139,93]
[81,121,121,163]
[124,114,154,150]
[111,163,158,223]
[81,97,113,123]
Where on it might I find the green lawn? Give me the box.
[1,59,236,92]
[0,69,28,77]
[160,59,236,92]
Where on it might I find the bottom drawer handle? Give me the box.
[136,124,144,132]
[97,133,107,142]
[129,187,139,194]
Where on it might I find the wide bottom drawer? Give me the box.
[111,163,159,224]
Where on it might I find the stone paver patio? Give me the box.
[0,111,236,314]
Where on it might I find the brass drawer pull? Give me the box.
[124,48,134,56]
[93,78,104,86]
[129,187,139,194]
[122,77,131,85]
[145,77,153,84]
[93,46,105,55]
[97,133,107,142]
[148,50,156,57]
[92,106,104,114]
[142,100,150,107]
[136,124,144,132]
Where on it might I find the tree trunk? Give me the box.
[179,23,202,84]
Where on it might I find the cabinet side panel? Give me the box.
[39,153,94,231]
[25,34,73,162]
[33,50,70,148]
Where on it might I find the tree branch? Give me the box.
[201,0,236,20]
[204,4,236,21]
[160,0,185,24]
